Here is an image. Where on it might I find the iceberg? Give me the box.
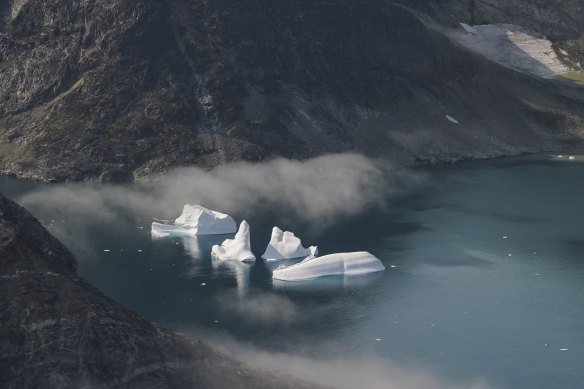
[272,251,384,281]
[151,204,236,238]
[261,226,318,261]
[211,220,256,262]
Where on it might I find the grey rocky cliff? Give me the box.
[0,0,583,182]
[0,192,322,389]
[440,0,584,69]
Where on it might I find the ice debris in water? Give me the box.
[211,220,256,262]
[273,251,385,281]
[151,204,236,238]
[261,226,318,261]
[446,115,460,124]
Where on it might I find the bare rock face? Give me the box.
[0,192,319,389]
[0,0,583,182]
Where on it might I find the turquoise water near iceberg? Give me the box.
[1,154,583,388]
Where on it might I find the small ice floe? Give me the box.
[502,235,508,239]
[446,115,460,124]
[558,155,564,158]
[151,204,236,238]
[569,156,576,160]
[460,23,478,35]
[137,249,143,253]
[103,249,111,252]
[535,273,541,276]
[273,251,385,281]
[137,226,144,229]
[375,338,382,342]
[390,265,397,268]
[211,220,256,262]
[508,253,512,257]
[201,282,206,286]
[262,226,318,261]
[560,348,568,351]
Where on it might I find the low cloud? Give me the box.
[189,330,492,389]
[17,153,425,259]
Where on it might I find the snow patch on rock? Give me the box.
[452,23,570,77]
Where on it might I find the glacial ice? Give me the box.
[151,204,236,238]
[211,220,256,262]
[272,251,385,281]
[261,226,318,261]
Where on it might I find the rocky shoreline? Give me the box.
[0,193,322,388]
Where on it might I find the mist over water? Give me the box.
[2,153,584,389]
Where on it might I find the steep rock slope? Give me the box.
[0,192,320,388]
[0,0,583,181]
[441,0,584,69]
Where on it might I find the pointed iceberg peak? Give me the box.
[151,204,236,238]
[261,226,318,261]
[211,220,256,262]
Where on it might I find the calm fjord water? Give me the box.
[1,155,583,388]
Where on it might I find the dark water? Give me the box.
[2,154,583,389]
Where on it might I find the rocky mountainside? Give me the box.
[0,192,321,388]
[0,0,583,181]
[442,0,584,69]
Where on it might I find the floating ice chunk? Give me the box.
[569,156,575,160]
[261,226,318,261]
[273,251,384,281]
[151,204,236,238]
[446,115,460,124]
[460,23,478,35]
[211,220,256,262]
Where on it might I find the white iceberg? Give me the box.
[261,226,318,261]
[151,204,236,238]
[211,220,256,262]
[272,251,384,281]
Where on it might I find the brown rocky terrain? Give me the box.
[0,0,583,182]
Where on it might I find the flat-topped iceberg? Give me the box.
[211,220,256,262]
[272,251,384,281]
[151,204,236,238]
[261,226,318,261]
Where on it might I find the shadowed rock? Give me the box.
[0,192,322,389]
[0,0,584,182]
